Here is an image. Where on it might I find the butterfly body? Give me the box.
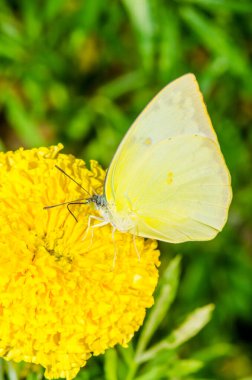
[93,195,137,233]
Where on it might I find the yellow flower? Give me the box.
[0,144,160,379]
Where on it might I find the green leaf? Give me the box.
[163,304,215,348]
[192,342,236,362]
[42,0,63,22]
[177,0,252,13]
[90,96,129,133]
[0,359,4,380]
[0,34,24,61]
[5,362,18,380]
[3,90,46,147]
[134,359,203,380]
[136,256,181,357]
[0,139,6,152]
[134,364,168,380]
[98,71,147,100]
[121,0,155,71]
[117,344,134,367]
[167,359,203,377]
[157,6,182,79]
[137,304,214,363]
[78,0,104,31]
[104,348,118,380]
[180,6,250,78]
[20,0,42,40]
[66,107,93,140]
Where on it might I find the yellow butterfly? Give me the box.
[48,74,232,243]
[87,73,233,242]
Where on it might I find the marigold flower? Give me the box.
[0,144,160,379]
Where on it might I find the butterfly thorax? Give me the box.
[92,194,137,233]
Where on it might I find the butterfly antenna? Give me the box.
[44,199,89,222]
[55,165,91,197]
[66,201,90,222]
[43,199,88,210]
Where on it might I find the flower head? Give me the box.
[0,144,159,379]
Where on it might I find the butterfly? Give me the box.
[46,74,232,243]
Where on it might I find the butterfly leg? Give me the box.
[88,219,110,249]
[83,215,107,245]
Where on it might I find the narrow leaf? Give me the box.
[164,304,215,348]
[117,344,134,367]
[178,0,252,13]
[0,359,4,380]
[5,362,18,380]
[104,348,118,380]
[136,256,181,356]
[98,71,146,100]
[121,0,155,71]
[137,304,214,363]
[180,6,250,77]
[166,359,203,377]
[134,364,167,380]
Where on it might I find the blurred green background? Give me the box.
[0,0,252,379]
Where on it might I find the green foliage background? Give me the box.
[0,0,252,379]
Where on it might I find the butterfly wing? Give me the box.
[105,74,232,242]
